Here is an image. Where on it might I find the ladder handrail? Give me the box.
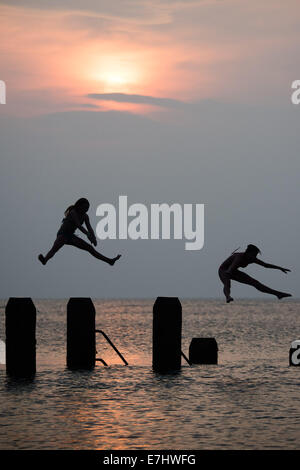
[96,329,128,366]
[95,357,108,367]
[181,350,192,366]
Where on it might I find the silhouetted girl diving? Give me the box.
[219,244,291,303]
[38,198,121,266]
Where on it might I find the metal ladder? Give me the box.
[95,329,190,367]
[181,350,192,366]
[95,329,128,366]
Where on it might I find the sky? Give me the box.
[0,0,299,298]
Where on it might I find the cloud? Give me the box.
[87,92,188,108]
[0,0,204,25]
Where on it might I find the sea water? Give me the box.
[0,299,299,450]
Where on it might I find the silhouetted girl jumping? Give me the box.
[219,244,291,303]
[38,198,121,266]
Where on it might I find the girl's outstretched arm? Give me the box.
[84,214,97,246]
[254,258,291,273]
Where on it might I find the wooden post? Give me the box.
[67,298,96,370]
[153,297,182,372]
[189,338,218,364]
[5,298,36,377]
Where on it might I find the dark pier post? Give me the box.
[67,298,96,370]
[5,298,36,377]
[153,297,182,372]
[189,338,218,364]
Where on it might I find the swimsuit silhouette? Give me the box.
[38,198,121,266]
[219,244,291,303]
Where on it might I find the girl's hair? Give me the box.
[245,244,261,256]
[64,198,90,216]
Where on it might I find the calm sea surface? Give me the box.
[0,299,299,450]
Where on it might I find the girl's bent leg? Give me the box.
[219,270,233,303]
[39,235,65,265]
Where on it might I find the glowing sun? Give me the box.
[88,56,141,92]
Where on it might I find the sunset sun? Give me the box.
[88,56,141,92]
